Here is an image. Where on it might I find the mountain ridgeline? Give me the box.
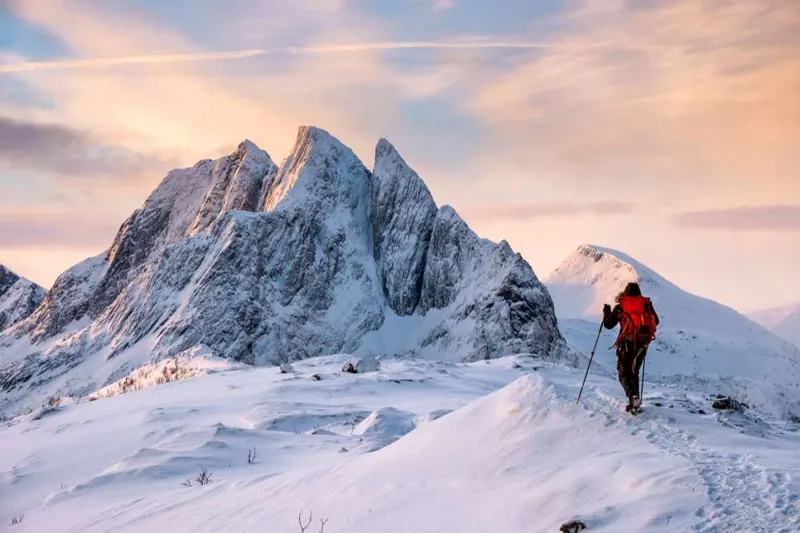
[0,127,570,411]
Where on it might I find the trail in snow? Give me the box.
[576,378,800,533]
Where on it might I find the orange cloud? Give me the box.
[465,0,800,204]
[6,0,457,163]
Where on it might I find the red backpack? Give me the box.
[617,295,658,348]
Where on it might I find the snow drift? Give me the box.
[0,126,569,417]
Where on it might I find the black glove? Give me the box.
[603,304,611,316]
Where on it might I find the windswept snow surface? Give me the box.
[750,303,800,350]
[1,355,798,532]
[546,245,800,418]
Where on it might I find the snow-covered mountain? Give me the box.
[0,126,569,416]
[545,244,800,418]
[749,303,800,350]
[0,265,46,333]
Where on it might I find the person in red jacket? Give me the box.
[602,282,659,413]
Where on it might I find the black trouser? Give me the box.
[616,338,647,402]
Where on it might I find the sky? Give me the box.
[0,0,798,313]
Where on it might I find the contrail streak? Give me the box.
[0,40,664,74]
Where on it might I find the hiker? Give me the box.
[602,282,659,414]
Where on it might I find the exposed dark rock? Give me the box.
[560,520,588,532]
[712,397,748,412]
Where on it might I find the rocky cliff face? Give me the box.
[0,126,570,415]
[0,266,46,333]
[371,138,438,316]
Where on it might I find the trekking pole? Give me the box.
[640,355,646,401]
[577,320,604,404]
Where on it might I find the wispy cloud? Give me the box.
[463,201,636,221]
[0,49,267,74]
[674,206,800,232]
[0,116,176,177]
[429,0,456,11]
[0,39,685,74]
[465,0,800,198]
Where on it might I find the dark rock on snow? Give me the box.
[712,396,748,412]
[560,520,588,532]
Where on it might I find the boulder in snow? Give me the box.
[560,520,587,532]
[712,396,748,413]
[342,355,381,374]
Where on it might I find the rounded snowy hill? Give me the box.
[545,245,800,418]
[749,303,800,351]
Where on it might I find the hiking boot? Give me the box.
[631,395,641,409]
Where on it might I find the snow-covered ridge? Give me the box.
[545,244,800,418]
[0,265,46,333]
[0,126,569,417]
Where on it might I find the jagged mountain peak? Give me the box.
[262,125,370,215]
[0,265,20,294]
[371,137,438,315]
[436,204,467,224]
[0,264,46,332]
[375,137,402,159]
[237,138,262,154]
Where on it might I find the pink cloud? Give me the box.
[674,206,800,232]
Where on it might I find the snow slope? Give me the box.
[0,265,45,333]
[545,244,800,418]
[749,303,800,350]
[2,355,798,532]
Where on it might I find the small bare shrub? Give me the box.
[298,510,328,533]
[119,376,137,394]
[246,446,257,464]
[10,513,24,526]
[181,479,192,488]
[156,358,182,385]
[195,466,213,486]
